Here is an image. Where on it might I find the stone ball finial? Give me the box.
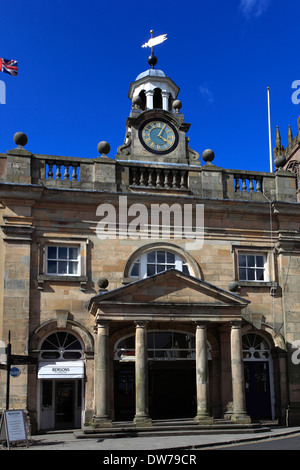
[98,277,109,289]
[97,141,110,156]
[202,149,215,163]
[274,155,286,169]
[14,132,28,147]
[173,100,182,113]
[228,281,239,292]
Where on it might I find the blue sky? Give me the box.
[0,0,299,172]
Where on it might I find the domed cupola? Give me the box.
[116,31,199,166]
[128,68,180,112]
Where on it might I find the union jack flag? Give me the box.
[0,58,18,76]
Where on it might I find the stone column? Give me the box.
[161,91,169,111]
[145,90,154,110]
[230,322,251,423]
[93,321,112,427]
[194,323,214,424]
[133,321,152,426]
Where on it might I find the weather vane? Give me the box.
[141,30,167,68]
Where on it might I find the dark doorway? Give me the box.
[114,363,135,421]
[114,361,196,421]
[149,362,196,419]
[244,361,272,419]
[55,381,74,429]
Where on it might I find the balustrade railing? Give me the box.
[46,160,80,182]
[129,166,188,190]
[234,174,263,194]
[2,148,296,202]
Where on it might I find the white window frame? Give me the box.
[238,253,269,282]
[45,245,81,276]
[129,250,190,279]
[232,245,275,286]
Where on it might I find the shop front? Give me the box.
[37,332,85,431]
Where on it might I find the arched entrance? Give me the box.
[114,330,211,420]
[243,333,274,419]
[37,331,85,430]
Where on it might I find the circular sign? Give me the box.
[10,367,21,378]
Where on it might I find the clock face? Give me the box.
[139,119,179,154]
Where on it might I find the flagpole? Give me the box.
[267,87,273,173]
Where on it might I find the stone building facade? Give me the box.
[1,60,300,433]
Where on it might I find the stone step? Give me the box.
[74,419,271,439]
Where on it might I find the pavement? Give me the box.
[2,425,300,451]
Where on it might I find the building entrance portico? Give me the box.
[89,269,252,427]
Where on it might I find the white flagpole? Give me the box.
[267,87,273,173]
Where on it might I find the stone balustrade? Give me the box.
[0,144,297,203]
[129,165,188,191]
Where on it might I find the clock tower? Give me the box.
[116,53,200,165]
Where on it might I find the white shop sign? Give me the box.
[0,409,29,449]
[38,361,84,379]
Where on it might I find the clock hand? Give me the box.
[158,123,166,138]
[158,135,168,143]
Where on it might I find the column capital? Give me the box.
[134,321,149,328]
[95,320,110,331]
[194,321,208,329]
[230,321,242,329]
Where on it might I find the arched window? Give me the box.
[129,250,190,279]
[242,333,271,360]
[138,90,146,110]
[153,88,162,109]
[40,332,83,360]
[115,331,200,361]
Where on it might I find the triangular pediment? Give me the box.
[89,270,249,310]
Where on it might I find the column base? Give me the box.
[133,415,152,427]
[230,413,251,424]
[92,416,113,428]
[194,413,214,425]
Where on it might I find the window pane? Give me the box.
[69,247,78,260]
[157,264,165,273]
[58,261,68,274]
[256,269,264,281]
[247,269,255,281]
[147,264,155,276]
[239,268,247,280]
[63,351,82,359]
[256,256,264,267]
[173,332,188,349]
[147,252,155,263]
[157,251,165,264]
[182,265,189,275]
[47,246,57,259]
[47,260,57,274]
[167,252,175,263]
[41,351,60,359]
[68,261,78,275]
[239,254,247,267]
[130,263,140,277]
[155,332,172,349]
[247,255,255,267]
[58,246,68,259]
